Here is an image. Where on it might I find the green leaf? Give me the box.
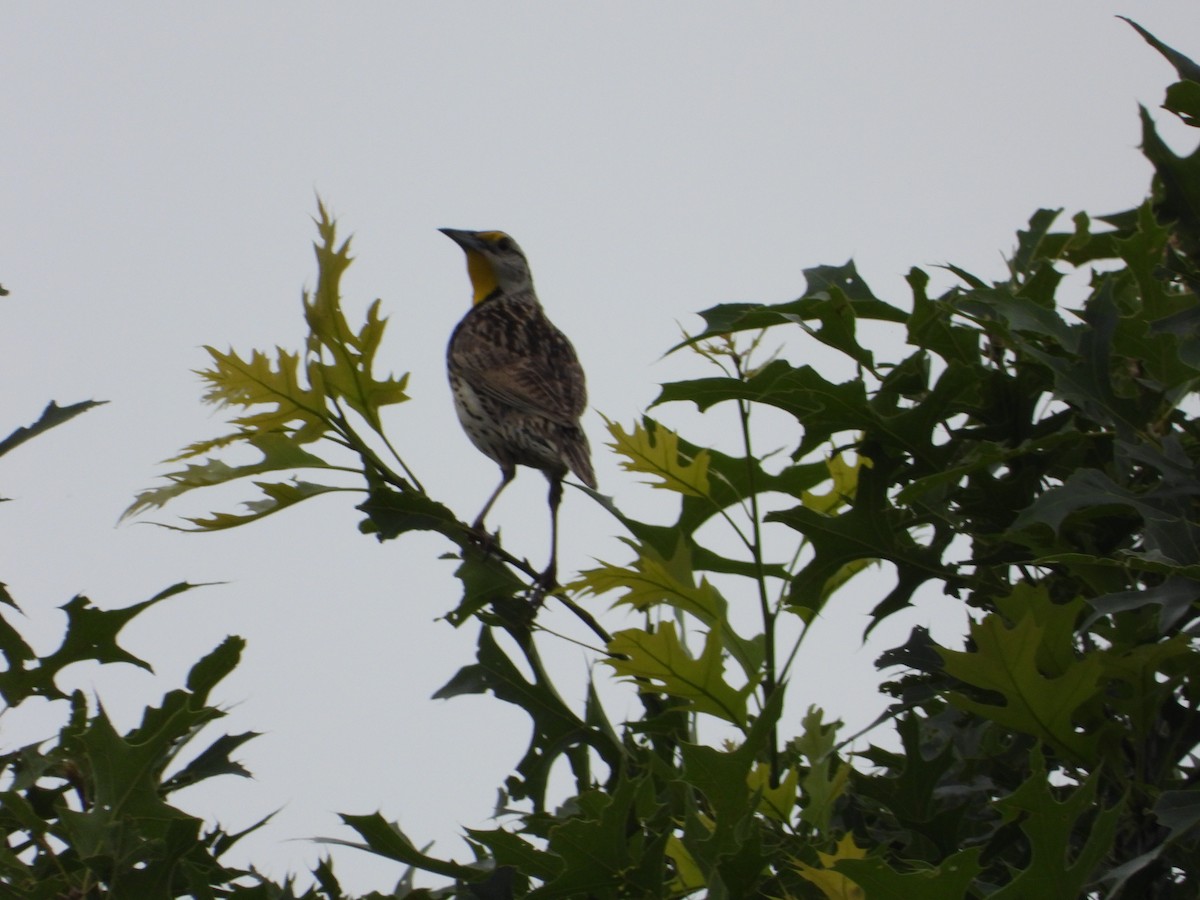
[104,815,205,899]
[444,544,528,626]
[850,713,980,862]
[791,707,849,833]
[433,628,620,809]
[198,346,329,440]
[905,267,981,366]
[41,637,246,885]
[593,415,828,576]
[938,613,1104,762]
[64,706,200,857]
[674,429,831,539]
[832,847,984,900]
[952,281,1079,351]
[747,761,799,822]
[793,285,878,370]
[302,203,410,431]
[1140,104,1200,258]
[357,484,463,542]
[1009,207,1063,275]
[466,827,560,882]
[793,833,868,899]
[1086,575,1200,634]
[0,400,107,460]
[1154,789,1200,836]
[988,749,1121,899]
[131,201,421,534]
[186,633,245,700]
[0,584,204,705]
[673,260,905,352]
[1099,789,1200,893]
[654,360,869,457]
[771,452,950,628]
[605,622,758,726]
[1012,466,1200,568]
[0,604,37,675]
[1164,80,1200,127]
[1121,18,1200,84]
[532,781,640,898]
[678,687,783,870]
[329,813,480,881]
[161,731,259,794]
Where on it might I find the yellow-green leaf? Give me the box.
[124,432,337,520]
[793,833,868,900]
[604,622,758,726]
[199,346,329,441]
[664,834,705,894]
[605,416,710,496]
[748,761,799,822]
[303,200,355,354]
[570,540,764,680]
[180,479,351,531]
[301,208,409,430]
[801,453,866,515]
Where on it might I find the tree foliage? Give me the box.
[5,17,1200,899]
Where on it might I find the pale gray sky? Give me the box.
[3,3,1198,892]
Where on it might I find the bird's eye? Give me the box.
[495,236,515,253]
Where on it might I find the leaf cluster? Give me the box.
[89,18,1200,899]
[122,201,412,532]
[0,377,328,897]
[0,580,296,898]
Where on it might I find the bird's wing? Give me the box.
[452,312,587,426]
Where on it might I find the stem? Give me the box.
[733,355,780,785]
[329,399,419,493]
[552,592,613,644]
[379,430,425,493]
[532,622,611,656]
[454,519,612,645]
[776,542,810,685]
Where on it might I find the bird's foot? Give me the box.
[529,564,558,609]
[467,521,501,555]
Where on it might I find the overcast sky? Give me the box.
[4,3,1199,893]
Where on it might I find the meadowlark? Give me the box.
[441,228,596,589]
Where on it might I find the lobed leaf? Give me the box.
[938,613,1105,762]
[605,417,710,496]
[0,400,107,461]
[988,750,1121,899]
[0,583,205,706]
[605,622,758,727]
[572,539,763,679]
[125,431,340,520]
[180,479,351,532]
[832,847,984,900]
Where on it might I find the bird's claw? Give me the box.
[529,565,558,609]
[467,522,500,555]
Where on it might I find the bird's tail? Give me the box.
[563,429,597,490]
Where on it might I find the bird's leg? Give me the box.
[471,464,515,549]
[534,475,564,603]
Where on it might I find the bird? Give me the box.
[441,228,596,590]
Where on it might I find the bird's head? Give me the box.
[439,228,534,305]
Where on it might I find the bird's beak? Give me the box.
[439,228,483,250]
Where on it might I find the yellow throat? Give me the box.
[465,250,498,306]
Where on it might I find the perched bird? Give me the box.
[441,228,596,588]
